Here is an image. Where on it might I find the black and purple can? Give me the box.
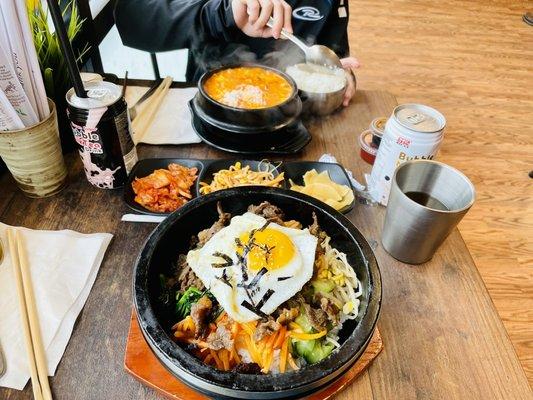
[66,81,137,189]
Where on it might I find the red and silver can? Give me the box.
[368,104,446,205]
[66,81,137,189]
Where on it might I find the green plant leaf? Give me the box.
[26,0,89,102]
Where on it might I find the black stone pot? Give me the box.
[194,64,302,135]
[133,187,381,399]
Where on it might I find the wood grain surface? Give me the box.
[124,312,383,400]
[347,0,533,382]
[0,90,529,399]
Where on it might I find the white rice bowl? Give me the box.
[286,63,346,94]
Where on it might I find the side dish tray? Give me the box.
[124,158,356,216]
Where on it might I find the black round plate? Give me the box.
[133,187,381,399]
[189,100,311,155]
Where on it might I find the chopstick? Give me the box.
[131,76,173,144]
[7,229,53,400]
[7,229,42,400]
[128,78,163,121]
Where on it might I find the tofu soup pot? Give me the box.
[66,81,138,189]
[368,104,446,205]
[193,64,302,134]
[133,187,382,399]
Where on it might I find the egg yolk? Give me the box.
[238,228,295,271]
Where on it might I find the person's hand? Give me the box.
[340,57,360,106]
[231,0,293,39]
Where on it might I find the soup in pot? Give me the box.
[203,67,293,109]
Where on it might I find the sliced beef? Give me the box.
[253,317,281,341]
[301,300,328,332]
[206,324,233,350]
[233,362,262,374]
[275,307,300,326]
[308,212,326,258]
[190,295,212,338]
[247,201,285,225]
[197,202,231,247]
[318,294,340,324]
[176,254,205,292]
[308,212,321,237]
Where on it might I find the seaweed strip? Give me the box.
[277,276,292,281]
[216,275,232,288]
[257,221,270,232]
[213,252,233,263]
[247,267,268,288]
[211,262,231,268]
[241,300,268,319]
[256,289,275,310]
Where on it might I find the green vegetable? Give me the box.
[292,304,334,364]
[293,339,334,364]
[295,312,313,333]
[175,287,214,320]
[311,279,335,294]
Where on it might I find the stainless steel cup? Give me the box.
[381,160,475,264]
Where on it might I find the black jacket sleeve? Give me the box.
[114,0,238,52]
[316,0,350,58]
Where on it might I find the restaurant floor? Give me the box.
[348,0,533,384]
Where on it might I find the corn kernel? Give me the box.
[343,301,354,314]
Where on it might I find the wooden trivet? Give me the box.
[124,311,383,400]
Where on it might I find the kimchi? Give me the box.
[132,163,198,212]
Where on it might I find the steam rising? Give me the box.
[190,35,306,81]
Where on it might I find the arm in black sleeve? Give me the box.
[114,0,238,52]
[316,0,350,58]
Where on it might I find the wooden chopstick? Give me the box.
[15,230,53,400]
[7,229,53,400]
[131,76,173,144]
[7,229,43,400]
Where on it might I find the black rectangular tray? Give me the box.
[124,158,356,216]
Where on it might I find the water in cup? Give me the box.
[404,191,449,211]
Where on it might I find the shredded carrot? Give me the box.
[210,349,223,370]
[273,326,286,349]
[279,337,289,373]
[262,346,269,367]
[241,323,254,336]
[174,315,302,373]
[263,348,274,373]
[232,346,241,364]
[245,335,259,364]
[220,349,230,371]
[290,330,327,340]
[266,331,278,349]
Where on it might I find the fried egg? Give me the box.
[187,212,317,323]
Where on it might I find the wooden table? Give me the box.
[0,90,530,400]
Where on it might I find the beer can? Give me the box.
[368,103,446,205]
[66,81,137,189]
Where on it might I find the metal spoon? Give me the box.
[0,237,6,377]
[267,17,342,68]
